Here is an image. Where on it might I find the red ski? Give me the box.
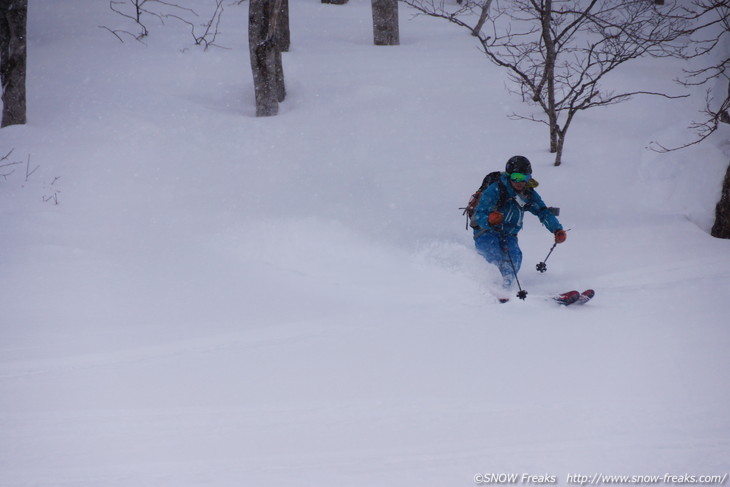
[554,289,595,306]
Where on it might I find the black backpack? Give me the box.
[461,171,510,230]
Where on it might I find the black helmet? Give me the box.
[505,155,532,175]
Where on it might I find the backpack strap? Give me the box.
[495,180,510,212]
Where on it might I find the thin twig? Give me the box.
[25,154,39,182]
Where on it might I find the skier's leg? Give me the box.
[475,231,511,286]
[474,231,503,266]
[498,235,521,289]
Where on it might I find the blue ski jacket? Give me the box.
[472,173,562,237]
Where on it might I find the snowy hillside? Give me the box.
[1,1,729,486]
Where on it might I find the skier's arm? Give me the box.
[472,183,501,230]
[528,192,562,233]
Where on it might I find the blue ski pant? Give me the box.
[474,230,522,288]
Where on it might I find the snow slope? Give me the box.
[1,1,729,486]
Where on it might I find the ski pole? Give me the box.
[536,229,570,273]
[502,235,528,300]
[536,242,557,273]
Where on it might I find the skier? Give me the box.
[472,155,567,293]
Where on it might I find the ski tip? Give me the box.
[575,289,595,305]
[554,290,580,306]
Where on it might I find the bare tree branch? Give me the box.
[101,0,227,49]
[402,0,690,165]
[650,1,730,152]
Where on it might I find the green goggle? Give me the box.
[510,172,532,183]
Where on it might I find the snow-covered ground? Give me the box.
[1,1,729,486]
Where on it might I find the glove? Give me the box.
[554,229,567,244]
[488,211,503,226]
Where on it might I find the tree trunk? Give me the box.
[540,0,558,155]
[711,162,730,239]
[249,0,285,117]
[278,0,290,53]
[0,0,27,127]
[553,130,565,167]
[372,0,399,46]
